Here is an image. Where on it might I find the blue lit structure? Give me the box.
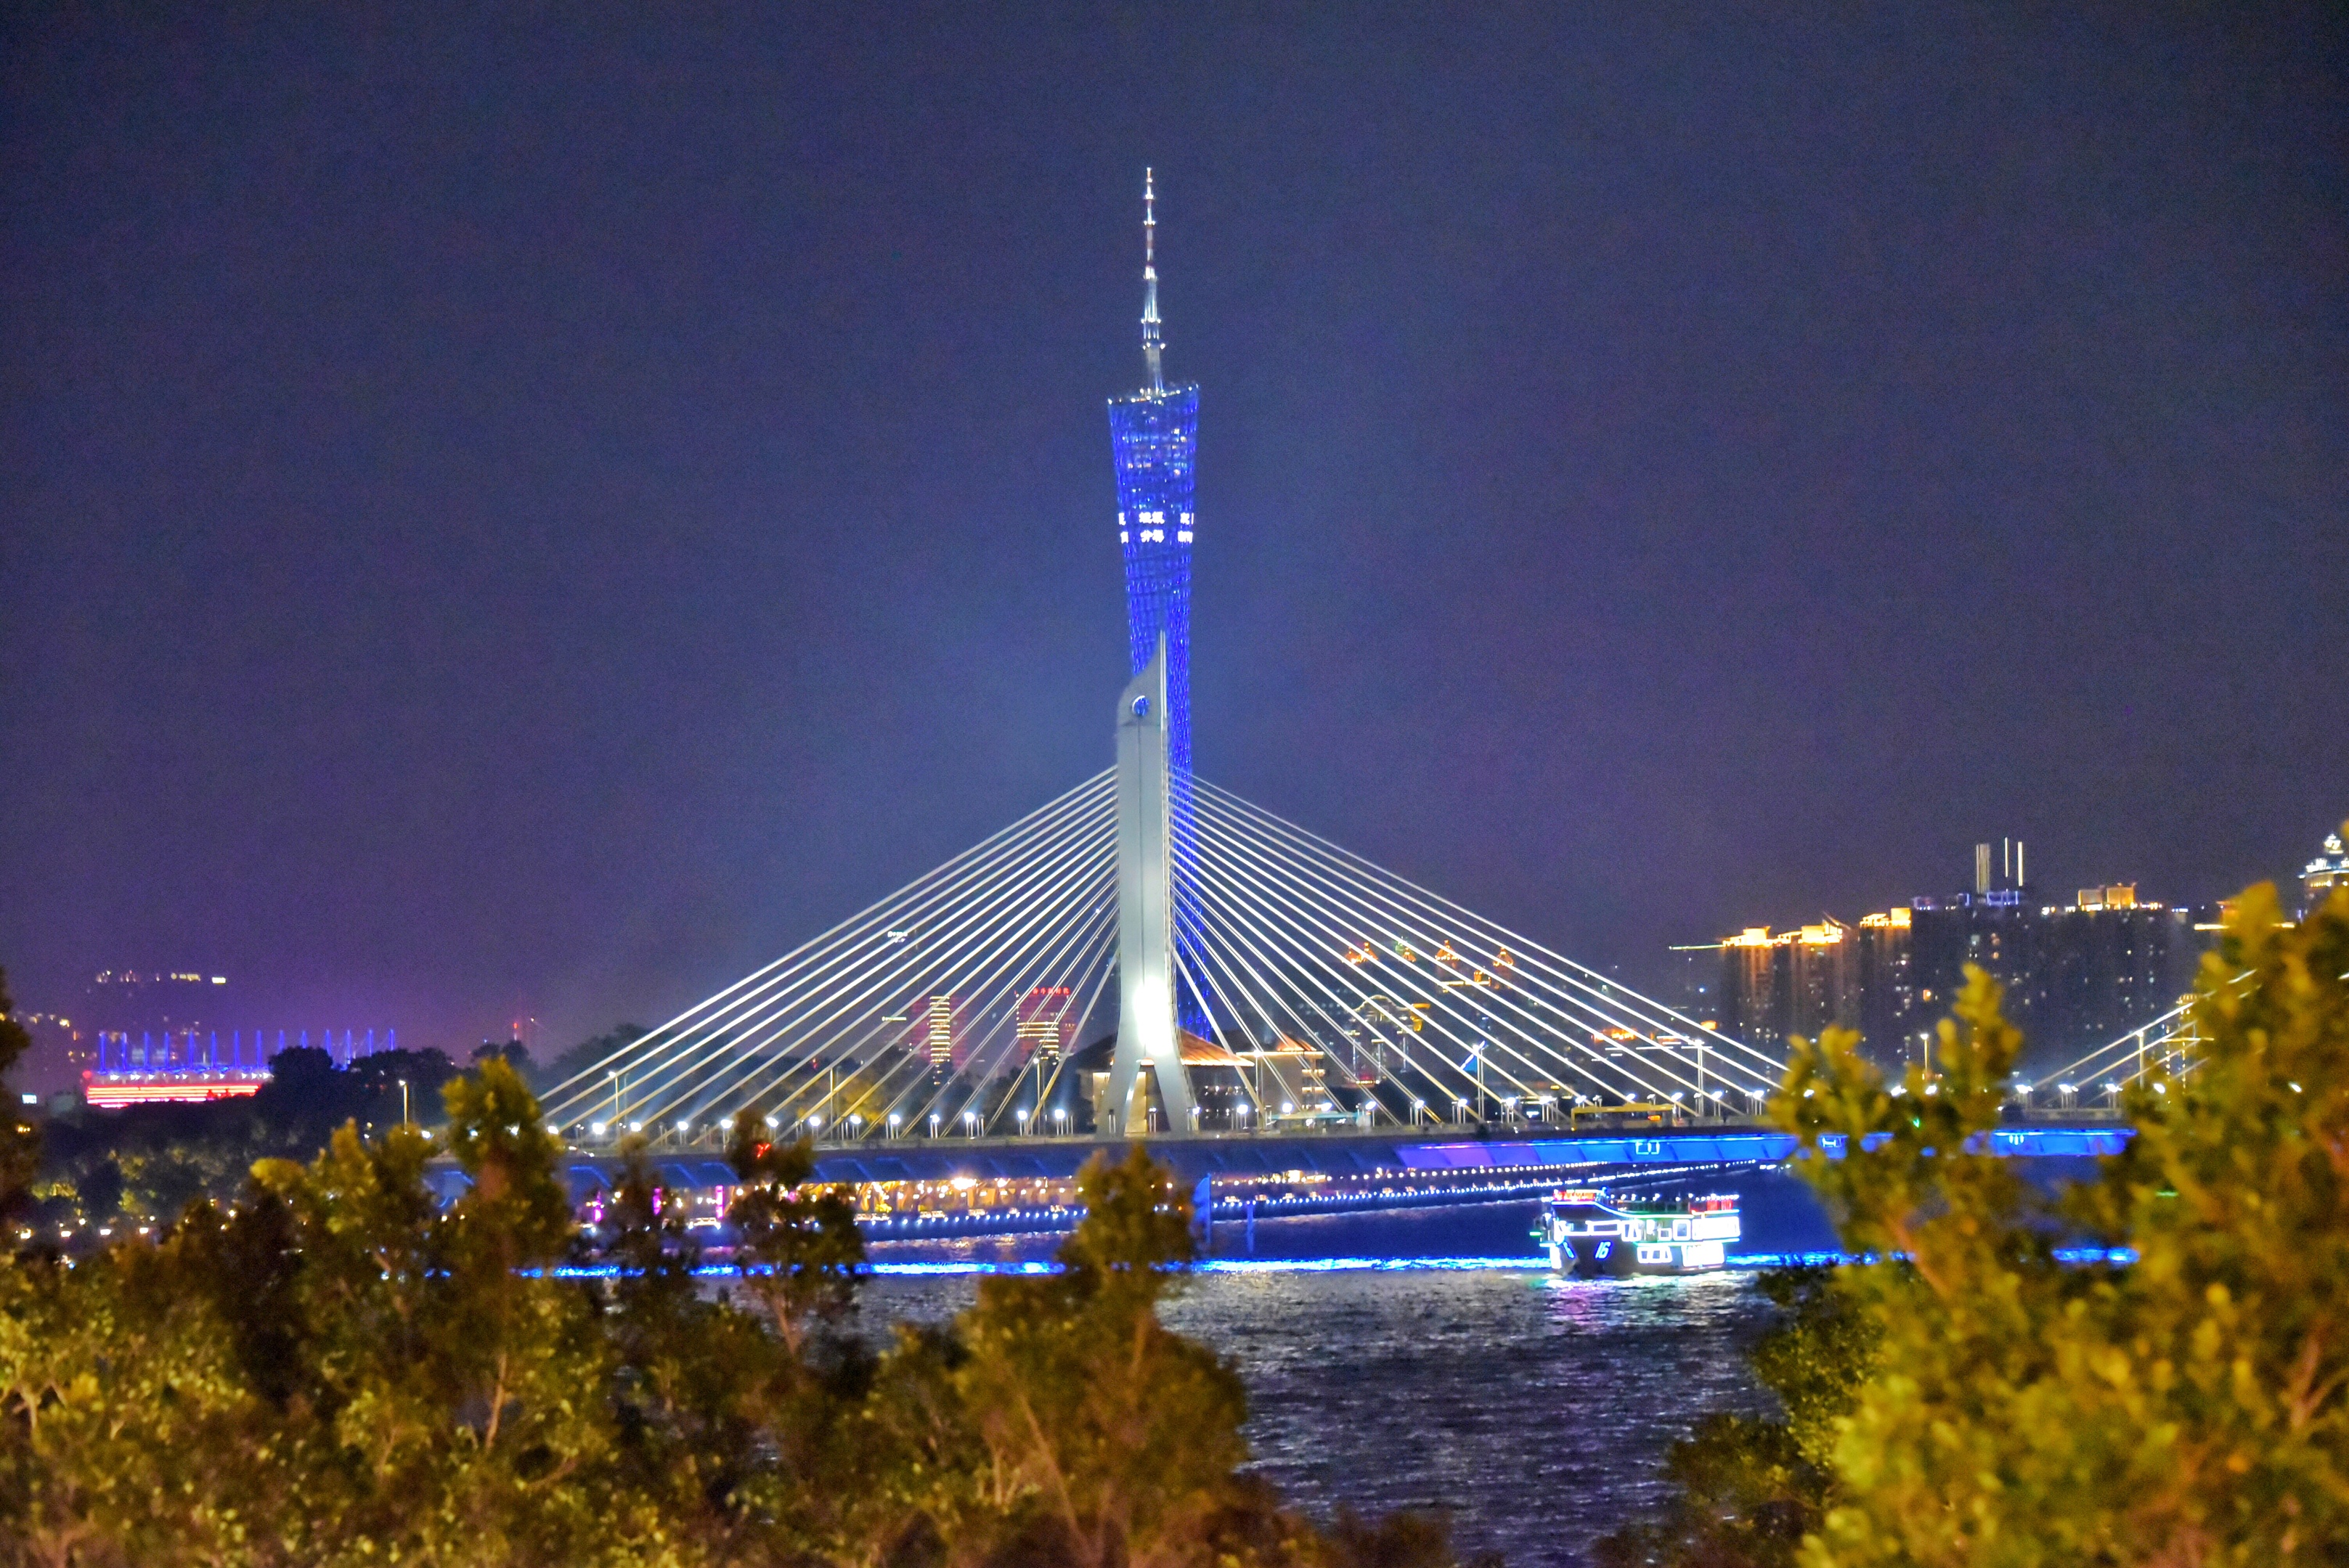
[1107,171,1205,1029]
[1107,170,1198,778]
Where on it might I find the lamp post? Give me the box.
[398,1078,411,1127]
[1053,1106,1068,1135]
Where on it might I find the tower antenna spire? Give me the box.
[1140,168,1164,393]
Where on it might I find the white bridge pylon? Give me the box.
[540,774,1787,1144]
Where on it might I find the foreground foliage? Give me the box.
[1607,876,2349,1565]
[0,1056,1462,1568]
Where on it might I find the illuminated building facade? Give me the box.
[921,994,958,1072]
[1716,922,1860,1051]
[80,1026,394,1108]
[1015,985,1072,1065]
[1855,908,1920,1066]
[2307,829,2349,913]
[1709,846,2216,1076]
[83,969,228,1038]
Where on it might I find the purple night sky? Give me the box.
[3,7,2342,1053]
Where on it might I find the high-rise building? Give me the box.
[2305,828,2348,914]
[1706,846,2214,1077]
[1714,922,1861,1050]
[1855,907,1921,1066]
[15,1012,93,1101]
[82,969,227,1037]
[1905,892,2203,1075]
[921,994,957,1073]
[1015,985,1072,1066]
[1717,928,1777,1048]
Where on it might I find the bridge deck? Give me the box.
[436,1123,2131,1204]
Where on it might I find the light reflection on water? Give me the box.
[855,1193,1802,1568]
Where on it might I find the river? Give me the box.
[855,1167,1839,1567]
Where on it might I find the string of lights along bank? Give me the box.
[541,175,1783,1146]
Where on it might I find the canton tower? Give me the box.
[1107,169,1206,1044]
[1107,169,1198,779]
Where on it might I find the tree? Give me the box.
[1595,1268,1876,1568]
[540,1024,648,1094]
[1760,878,2349,1564]
[924,1146,1277,1568]
[723,1109,866,1356]
[0,971,39,1225]
[469,1039,534,1078]
[347,1047,461,1125]
[597,1135,814,1561]
[1,1063,1473,1566]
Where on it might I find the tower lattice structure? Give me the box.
[1107,169,1204,1029]
[1108,168,1196,776]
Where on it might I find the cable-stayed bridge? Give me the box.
[2022,992,2212,1111]
[537,756,1783,1149]
[541,176,1783,1153]
[529,176,2215,1196]
[534,173,2207,1169]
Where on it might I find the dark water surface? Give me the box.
[855,1173,1833,1568]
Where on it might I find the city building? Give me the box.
[2307,828,2349,913]
[1855,908,1920,1066]
[1703,841,2214,1077]
[80,1026,396,1108]
[1904,892,2204,1076]
[1664,943,1719,1025]
[14,1012,93,1103]
[1014,985,1072,1066]
[1714,921,1862,1053]
[920,994,958,1073]
[81,968,228,1037]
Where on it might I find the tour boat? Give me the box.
[1539,1188,1740,1276]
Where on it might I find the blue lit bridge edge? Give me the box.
[420,1124,2138,1233]
[532,1248,2142,1281]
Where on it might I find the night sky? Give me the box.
[4,6,2342,1052]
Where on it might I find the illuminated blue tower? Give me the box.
[1108,169,1197,779]
[1107,170,1208,1050]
